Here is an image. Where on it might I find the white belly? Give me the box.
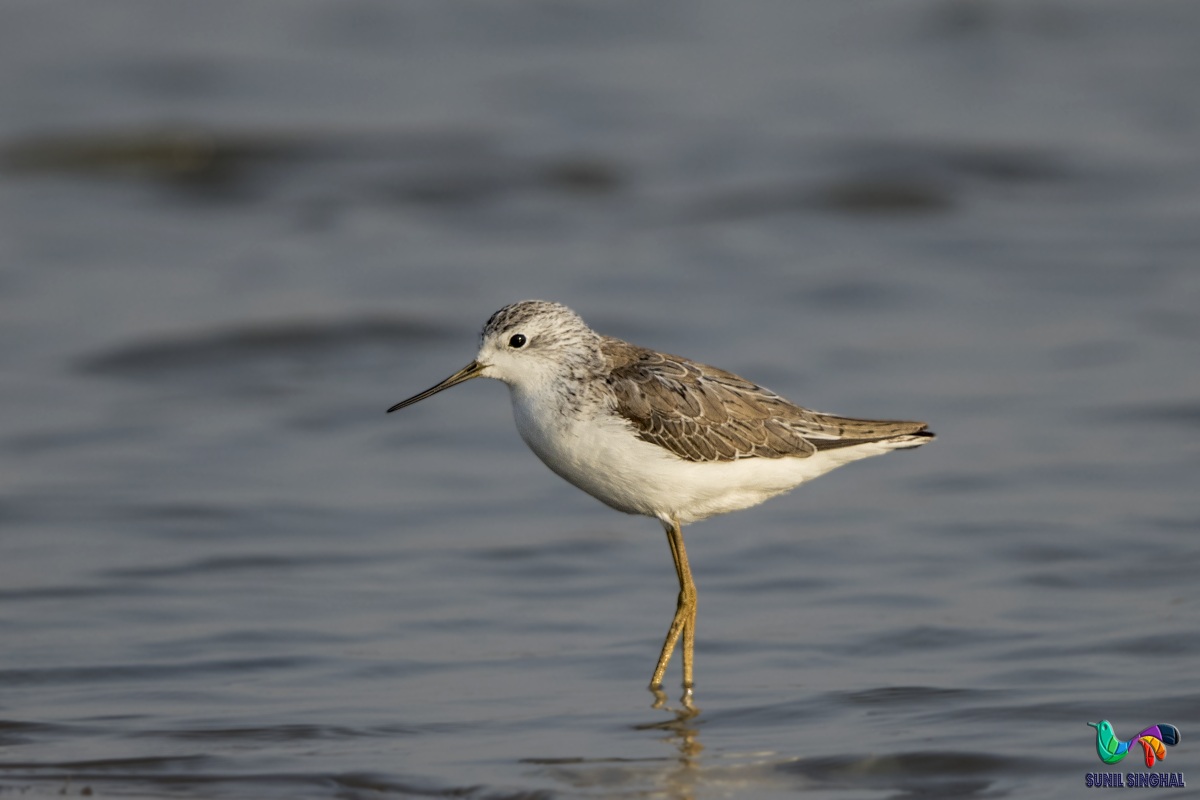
[508,385,882,525]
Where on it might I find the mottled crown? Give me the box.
[481,300,590,340]
[480,300,602,368]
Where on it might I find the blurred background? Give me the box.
[2,2,1198,798]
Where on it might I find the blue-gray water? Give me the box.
[2,2,1199,798]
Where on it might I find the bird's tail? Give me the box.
[1137,724,1181,768]
[809,417,935,452]
[889,428,937,450]
[1156,723,1181,747]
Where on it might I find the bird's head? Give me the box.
[472,300,600,388]
[387,300,598,412]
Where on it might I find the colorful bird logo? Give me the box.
[1088,721,1181,768]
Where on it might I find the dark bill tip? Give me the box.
[387,361,484,413]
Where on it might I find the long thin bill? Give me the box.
[387,361,484,413]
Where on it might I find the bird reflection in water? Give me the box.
[636,694,704,799]
[521,700,703,800]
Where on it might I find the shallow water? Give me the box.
[2,1,1199,798]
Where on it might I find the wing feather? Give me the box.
[601,338,929,463]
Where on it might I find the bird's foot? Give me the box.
[647,682,698,717]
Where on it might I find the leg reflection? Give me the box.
[637,689,704,798]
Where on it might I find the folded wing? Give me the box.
[602,339,932,463]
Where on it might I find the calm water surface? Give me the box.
[2,2,1199,798]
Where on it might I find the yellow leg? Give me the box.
[649,518,697,694]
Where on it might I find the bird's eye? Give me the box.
[508,333,527,349]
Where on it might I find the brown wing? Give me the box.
[600,338,929,463]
